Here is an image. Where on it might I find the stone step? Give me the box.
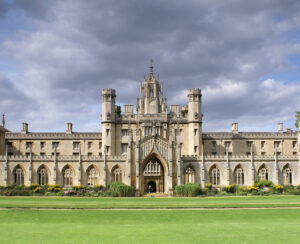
[143,193,169,197]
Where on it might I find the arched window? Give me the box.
[38,166,48,185]
[258,166,269,181]
[234,166,244,185]
[184,166,195,184]
[14,165,24,185]
[87,166,97,186]
[63,166,72,186]
[283,165,292,185]
[144,160,161,176]
[112,166,122,182]
[209,165,220,186]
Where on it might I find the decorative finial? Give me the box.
[2,113,5,128]
[150,58,153,75]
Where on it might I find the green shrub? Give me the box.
[56,192,64,196]
[174,183,201,197]
[222,184,237,193]
[107,182,134,197]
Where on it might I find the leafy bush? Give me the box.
[107,182,134,197]
[222,184,237,193]
[47,185,61,192]
[174,183,201,197]
[273,184,284,193]
[205,183,212,190]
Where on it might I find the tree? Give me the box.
[295,111,300,129]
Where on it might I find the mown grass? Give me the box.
[0,195,300,209]
[1,209,300,244]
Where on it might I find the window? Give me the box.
[52,152,59,156]
[106,129,110,136]
[99,152,102,157]
[26,142,33,150]
[63,166,72,186]
[121,129,129,137]
[225,141,231,152]
[25,152,30,157]
[194,146,198,154]
[212,152,217,156]
[283,166,292,185]
[261,141,265,149]
[121,143,128,154]
[234,166,244,185]
[52,142,59,150]
[112,166,122,182]
[144,160,162,176]
[194,129,198,136]
[87,166,97,186]
[212,141,216,151]
[293,152,297,156]
[246,152,251,157]
[73,142,80,150]
[209,166,220,186]
[293,141,297,149]
[145,127,152,136]
[73,152,79,156]
[184,167,195,184]
[38,166,48,185]
[7,142,13,150]
[105,146,110,154]
[40,152,45,156]
[88,142,92,150]
[274,141,281,149]
[14,165,24,185]
[88,152,93,157]
[40,142,45,150]
[247,141,253,150]
[175,129,181,137]
[261,152,266,156]
[258,166,269,181]
[99,142,102,150]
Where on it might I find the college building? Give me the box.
[0,64,299,195]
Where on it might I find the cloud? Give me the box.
[0,0,300,132]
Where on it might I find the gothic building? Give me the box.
[0,64,299,195]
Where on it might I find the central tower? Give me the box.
[137,61,167,114]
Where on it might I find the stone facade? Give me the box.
[0,64,299,195]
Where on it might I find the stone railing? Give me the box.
[203,131,298,139]
[5,132,102,140]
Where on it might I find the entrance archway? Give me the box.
[142,156,164,193]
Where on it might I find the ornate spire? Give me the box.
[2,113,5,128]
[149,58,153,75]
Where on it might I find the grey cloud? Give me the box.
[1,0,300,132]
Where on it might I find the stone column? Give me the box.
[29,150,33,185]
[103,146,107,186]
[201,145,206,187]
[274,149,279,184]
[78,151,82,185]
[5,147,8,186]
[54,150,58,185]
[250,148,255,185]
[226,152,230,186]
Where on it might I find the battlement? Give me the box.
[102,88,116,95]
[188,88,201,95]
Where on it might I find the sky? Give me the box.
[0,0,300,133]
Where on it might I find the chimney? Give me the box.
[232,122,238,133]
[278,122,283,133]
[21,122,28,134]
[66,122,73,134]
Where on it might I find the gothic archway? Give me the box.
[141,155,165,193]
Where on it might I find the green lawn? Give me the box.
[0,209,300,244]
[0,195,300,209]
